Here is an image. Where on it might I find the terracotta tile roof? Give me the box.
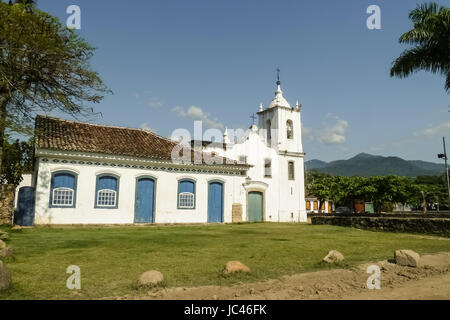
[35,115,247,167]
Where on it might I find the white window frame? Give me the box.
[178,192,195,209]
[96,189,117,208]
[52,187,74,207]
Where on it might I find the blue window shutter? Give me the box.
[53,173,75,189]
[97,176,118,191]
[179,180,194,194]
[50,172,76,208]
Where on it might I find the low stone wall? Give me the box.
[311,215,450,237]
[0,185,15,226]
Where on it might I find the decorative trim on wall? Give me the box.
[40,157,246,176]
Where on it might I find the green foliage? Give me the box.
[0,137,33,186]
[0,2,110,145]
[306,171,450,213]
[390,2,450,92]
[305,171,334,212]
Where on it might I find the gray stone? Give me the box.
[323,250,345,264]
[395,250,420,268]
[11,226,22,231]
[0,240,6,250]
[0,233,8,240]
[0,261,12,291]
[138,270,164,287]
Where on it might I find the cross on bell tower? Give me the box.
[276,67,281,86]
[250,113,257,125]
[256,69,304,154]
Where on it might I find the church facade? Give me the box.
[28,80,307,225]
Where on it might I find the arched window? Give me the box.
[287,120,294,139]
[178,179,195,209]
[266,120,272,143]
[50,171,77,208]
[95,175,119,208]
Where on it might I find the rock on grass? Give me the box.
[137,270,164,288]
[0,247,15,258]
[223,261,250,275]
[323,250,345,264]
[395,250,420,268]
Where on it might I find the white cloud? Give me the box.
[147,97,163,109]
[302,126,314,142]
[140,123,157,133]
[172,105,224,129]
[413,121,450,138]
[133,91,163,109]
[316,113,349,145]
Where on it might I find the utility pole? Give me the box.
[438,136,450,208]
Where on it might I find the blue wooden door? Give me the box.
[208,182,223,223]
[135,178,155,223]
[16,187,35,226]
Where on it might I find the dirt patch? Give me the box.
[111,252,450,300]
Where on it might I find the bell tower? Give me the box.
[257,70,303,155]
[256,69,307,222]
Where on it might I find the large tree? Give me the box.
[390,2,450,92]
[0,2,110,173]
[0,136,33,187]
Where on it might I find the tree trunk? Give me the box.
[0,99,7,175]
[421,191,427,214]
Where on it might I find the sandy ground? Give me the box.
[113,252,450,300]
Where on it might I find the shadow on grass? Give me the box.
[314,260,352,270]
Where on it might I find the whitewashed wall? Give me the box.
[34,158,247,225]
[205,125,307,223]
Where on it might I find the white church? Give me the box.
[24,78,307,225]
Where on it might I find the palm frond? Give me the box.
[399,28,433,45]
[391,44,443,77]
[409,2,439,23]
[446,72,450,92]
[391,2,449,93]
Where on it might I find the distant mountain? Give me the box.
[305,153,445,177]
[304,159,328,169]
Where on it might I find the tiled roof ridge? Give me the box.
[34,115,250,168]
[35,115,177,145]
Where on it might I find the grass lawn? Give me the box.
[1,223,449,300]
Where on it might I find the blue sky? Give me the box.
[34,0,449,162]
